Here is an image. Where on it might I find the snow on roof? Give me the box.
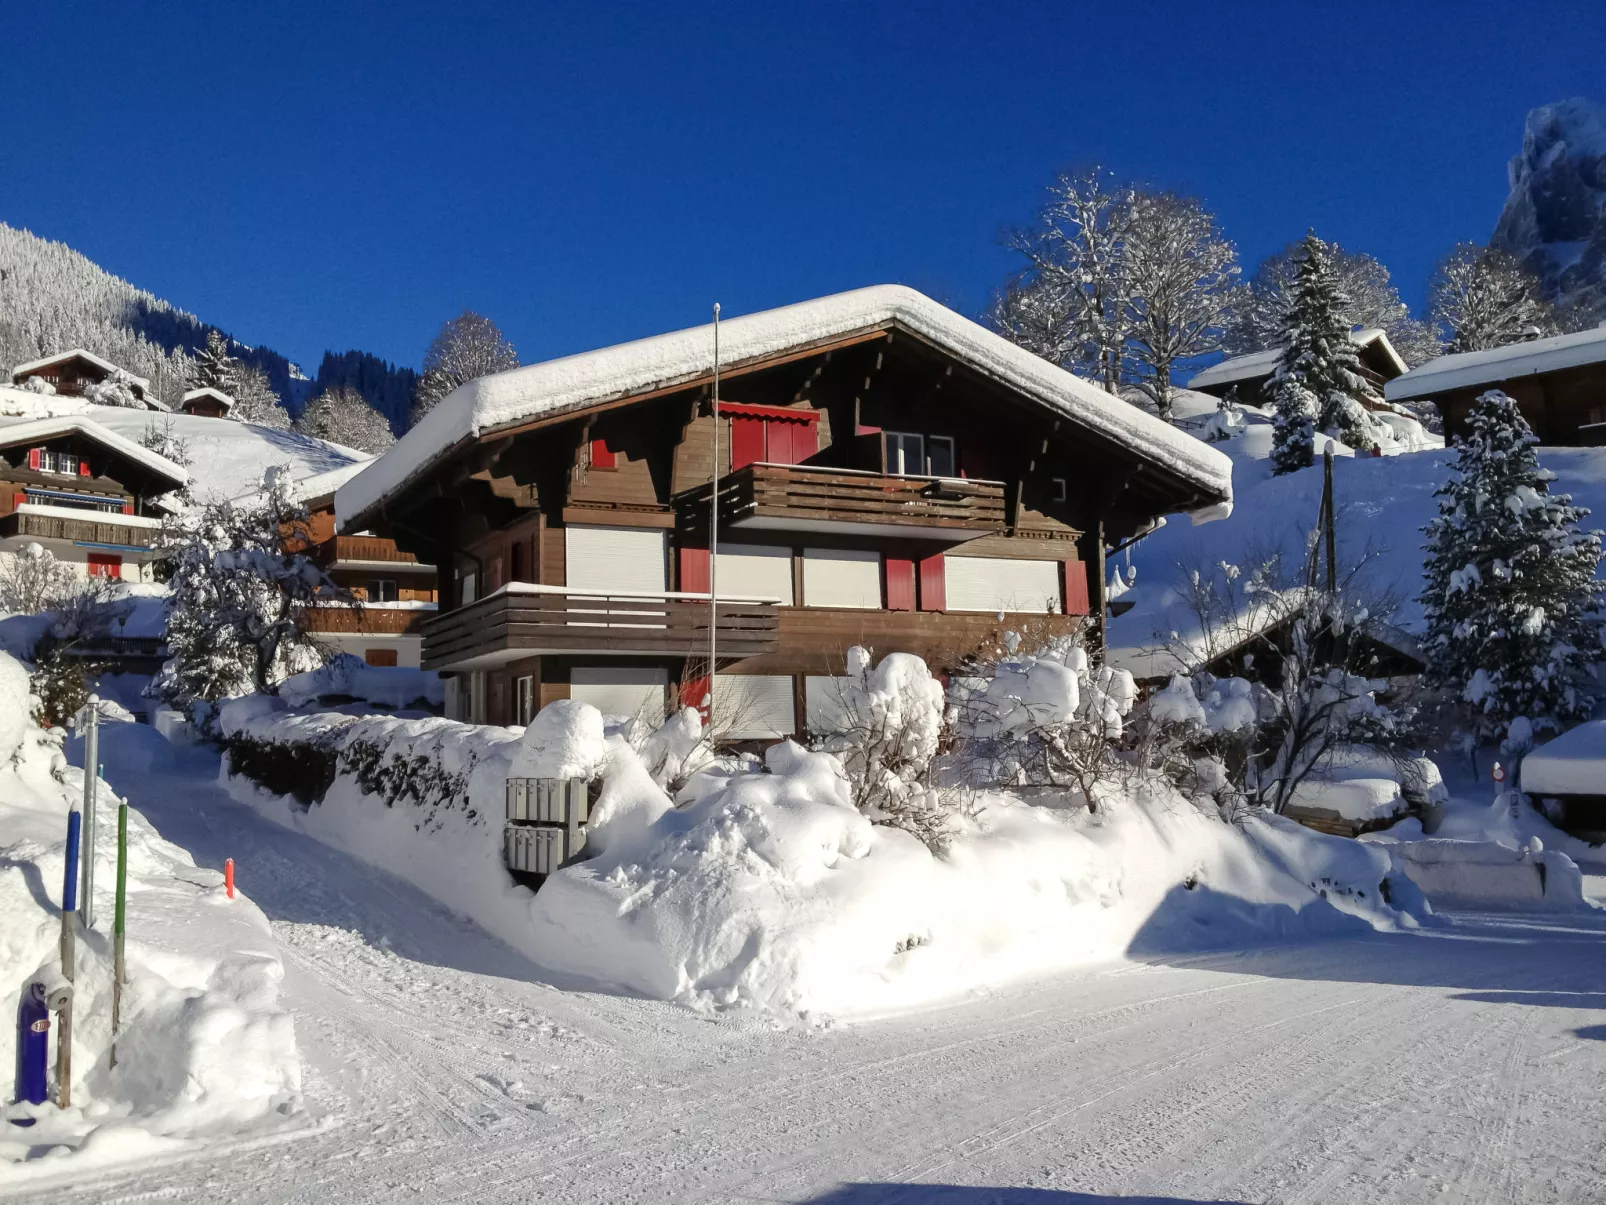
[230,458,375,508]
[1189,329,1406,392]
[181,386,235,410]
[338,285,1233,527]
[9,347,152,393]
[0,413,189,487]
[1522,718,1606,797]
[1385,325,1606,403]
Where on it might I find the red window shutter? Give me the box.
[772,417,817,465]
[764,420,793,466]
[122,502,133,515]
[27,448,40,470]
[679,545,710,594]
[78,460,90,478]
[730,416,766,470]
[88,554,121,580]
[679,674,711,721]
[917,554,946,612]
[884,558,915,611]
[589,437,616,469]
[12,493,25,511]
[1062,560,1091,615]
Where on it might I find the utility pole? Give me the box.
[79,698,100,930]
[706,303,721,725]
[1323,443,1337,594]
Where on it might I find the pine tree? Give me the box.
[191,330,238,393]
[1268,233,1381,474]
[1421,390,1603,738]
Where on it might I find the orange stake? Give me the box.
[224,858,234,900]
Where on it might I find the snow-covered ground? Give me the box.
[2,720,1601,1203]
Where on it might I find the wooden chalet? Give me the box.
[0,415,189,581]
[9,349,163,409]
[180,386,234,418]
[1386,325,1606,445]
[1190,329,1408,409]
[336,286,1233,734]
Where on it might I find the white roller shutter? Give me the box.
[715,544,793,604]
[805,675,855,736]
[945,556,1060,614]
[571,667,668,725]
[802,548,881,609]
[565,526,667,594]
[713,674,796,739]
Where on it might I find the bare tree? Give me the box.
[1228,242,1440,366]
[1428,243,1558,353]
[229,363,292,430]
[997,167,1136,391]
[1122,192,1239,423]
[410,311,520,424]
[297,386,397,454]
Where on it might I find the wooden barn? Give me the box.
[335,286,1233,733]
[1385,324,1606,445]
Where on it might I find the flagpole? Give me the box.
[707,304,721,724]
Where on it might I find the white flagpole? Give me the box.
[707,304,721,724]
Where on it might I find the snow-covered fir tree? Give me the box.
[1428,243,1558,353]
[1421,390,1603,738]
[296,386,396,453]
[1268,233,1382,474]
[190,330,238,393]
[157,468,343,704]
[228,363,292,429]
[81,367,147,408]
[410,311,519,423]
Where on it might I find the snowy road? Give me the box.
[12,727,1606,1205]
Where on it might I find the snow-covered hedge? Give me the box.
[0,655,299,1173]
[220,693,1427,1021]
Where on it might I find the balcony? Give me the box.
[315,534,434,570]
[421,584,780,672]
[676,463,1007,542]
[304,602,436,636]
[0,502,163,550]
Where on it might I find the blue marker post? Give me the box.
[57,809,80,1109]
[11,983,49,1125]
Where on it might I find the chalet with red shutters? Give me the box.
[335,286,1233,734]
[0,414,189,581]
[9,349,165,409]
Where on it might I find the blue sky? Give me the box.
[5,2,1603,375]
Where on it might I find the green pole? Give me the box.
[110,799,128,1068]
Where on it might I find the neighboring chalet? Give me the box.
[336,286,1233,734]
[1386,324,1606,445]
[9,349,166,410]
[180,386,234,419]
[0,413,189,581]
[1190,329,1408,409]
[270,464,439,668]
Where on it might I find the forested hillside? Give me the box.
[0,223,306,409]
[312,350,417,432]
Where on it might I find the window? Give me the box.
[884,432,955,477]
[801,548,881,609]
[87,554,121,579]
[1052,477,1068,502]
[364,647,398,667]
[364,579,398,603]
[515,676,536,726]
[459,570,477,606]
[28,448,82,476]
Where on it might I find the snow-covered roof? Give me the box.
[9,348,152,393]
[0,413,190,487]
[231,458,374,509]
[1189,328,1407,392]
[1385,325,1606,403]
[181,386,234,411]
[338,285,1233,528]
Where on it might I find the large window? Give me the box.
[884,432,955,477]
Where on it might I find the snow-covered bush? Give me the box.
[18,374,55,395]
[82,366,145,408]
[1420,389,1603,740]
[157,467,349,707]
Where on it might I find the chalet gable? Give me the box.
[338,285,1233,534]
[0,415,189,508]
[9,349,161,408]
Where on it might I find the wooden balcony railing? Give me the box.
[676,463,1007,539]
[0,505,161,549]
[304,603,435,635]
[421,584,780,671]
[315,534,433,568]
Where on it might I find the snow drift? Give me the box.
[0,655,299,1179]
[221,697,1422,1022]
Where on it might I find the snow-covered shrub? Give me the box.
[0,541,87,614]
[277,653,443,711]
[30,643,105,728]
[19,374,55,395]
[1420,389,1603,740]
[82,366,145,408]
[157,466,350,706]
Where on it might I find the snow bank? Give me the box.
[0,655,299,1178]
[1364,825,1594,912]
[220,695,1419,1023]
[278,653,444,711]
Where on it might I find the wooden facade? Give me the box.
[1391,358,1606,446]
[343,302,1228,730]
[9,350,153,406]
[1191,331,1406,411]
